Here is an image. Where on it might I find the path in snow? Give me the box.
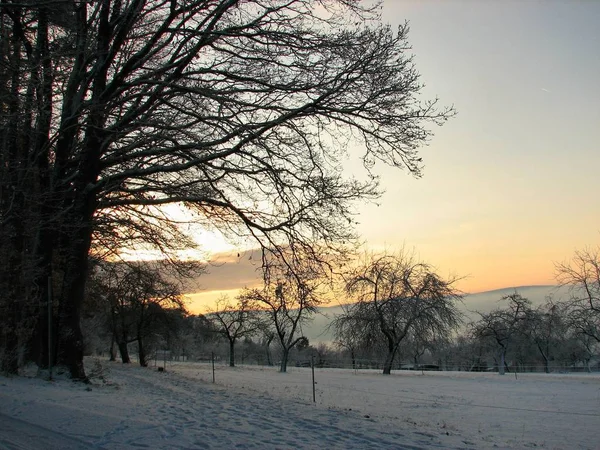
[0,362,478,449]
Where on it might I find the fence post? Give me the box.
[311,355,316,403]
[212,352,215,383]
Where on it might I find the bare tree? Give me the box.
[331,303,383,369]
[556,247,600,343]
[0,1,454,379]
[256,321,276,367]
[526,297,567,373]
[472,293,531,375]
[241,264,323,373]
[90,260,188,366]
[210,295,259,367]
[341,251,463,375]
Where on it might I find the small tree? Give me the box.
[257,322,276,367]
[527,297,567,373]
[331,303,383,369]
[341,251,463,375]
[241,266,323,373]
[472,293,531,375]
[90,261,187,366]
[210,296,259,367]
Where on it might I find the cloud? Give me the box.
[186,248,263,292]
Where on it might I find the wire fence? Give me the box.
[183,352,600,375]
[161,356,600,421]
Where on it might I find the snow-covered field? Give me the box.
[1,360,599,449]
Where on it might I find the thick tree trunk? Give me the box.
[1,309,19,375]
[109,336,116,361]
[280,347,289,373]
[57,230,92,381]
[499,351,506,375]
[118,340,131,364]
[30,1,55,373]
[229,340,235,367]
[383,341,397,375]
[138,333,147,367]
[0,6,25,376]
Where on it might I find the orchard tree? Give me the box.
[341,251,463,375]
[556,247,600,343]
[90,260,188,366]
[472,293,531,375]
[0,1,454,378]
[241,262,323,373]
[257,321,276,367]
[210,295,260,367]
[527,297,567,373]
[331,302,383,369]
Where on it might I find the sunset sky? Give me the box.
[186,0,600,313]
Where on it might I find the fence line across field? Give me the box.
[182,354,600,375]
[164,358,600,419]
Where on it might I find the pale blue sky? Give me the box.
[351,0,600,292]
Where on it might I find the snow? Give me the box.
[1,360,599,449]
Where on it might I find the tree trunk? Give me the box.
[264,335,273,366]
[138,333,147,367]
[30,3,55,373]
[1,311,19,375]
[118,340,131,364]
[499,351,506,375]
[33,271,51,370]
[0,7,26,376]
[57,243,90,381]
[109,336,116,362]
[229,339,236,367]
[382,341,397,375]
[280,347,289,373]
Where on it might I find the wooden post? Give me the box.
[311,355,316,403]
[212,352,215,383]
[47,276,53,381]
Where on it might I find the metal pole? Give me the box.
[311,355,316,403]
[47,276,53,381]
[212,352,215,383]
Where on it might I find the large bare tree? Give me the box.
[0,1,454,378]
[340,251,463,375]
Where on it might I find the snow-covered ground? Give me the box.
[1,360,599,449]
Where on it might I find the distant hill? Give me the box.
[302,285,568,345]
